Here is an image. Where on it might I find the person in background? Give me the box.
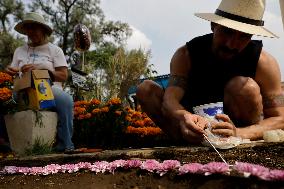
[5,12,74,153]
[136,0,284,143]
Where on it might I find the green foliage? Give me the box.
[105,47,151,100]
[24,137,53,156]
[0,32,24,70]
[75,46,152,102]
[85,43,118,69]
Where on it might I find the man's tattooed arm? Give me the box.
[168,75,188,91]
[263,93,284,109]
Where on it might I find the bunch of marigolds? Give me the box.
[0,72,16,114]
[73,98,163,148]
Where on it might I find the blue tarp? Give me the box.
[128,74,170,94]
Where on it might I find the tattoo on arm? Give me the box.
[263,93,284,109]
[168,75,188,91]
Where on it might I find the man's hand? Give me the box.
[211,114,237,137]
[5,66,19,76]
[180,113,208,143]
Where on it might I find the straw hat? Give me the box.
[14,12,52,36]
[195,0,278,38]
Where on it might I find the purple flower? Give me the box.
[269,169,284,181]
[140,160,161,173]
[234,162,270,180]
[203,162,230,175]
[178,163,204,175]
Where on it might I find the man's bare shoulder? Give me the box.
[170,45,191,75]
[256,50,281,87]
[256,50,284,111]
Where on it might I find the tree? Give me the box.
[0,32,24,70]
[29,0,131,54]
[0,0,24,32]
[0,0,24,69]
[105,47,151,100]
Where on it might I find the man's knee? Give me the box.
[224,76,263,125]
[225,76,261,102]
[136,80,163,102]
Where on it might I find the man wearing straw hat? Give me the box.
[137,0,284,143]
[4,12,75,152]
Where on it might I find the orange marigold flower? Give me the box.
[100,106,109,113]
[125,126,162,136]
[85,113,92,119]
[91,99,101,105]
[107,98,121,105]
[0,72,13,85]
[134,120,145,127]
[74,107,86,115]
[125,115,132,122]
[0,87,12,101]
[125,126,136,134]
[125,107,134,114]
[74,101,82,107]
[92,108,101,114]
[132,111,142,118]
[144,117,155,125]
[146,127,162,135]
[115,110,122,116]
[77,100,89,107]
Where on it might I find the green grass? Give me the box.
[24,137,53,156]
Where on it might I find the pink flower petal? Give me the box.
[234,162,270,180]
[203,162,230,175]
[269,169,284,181]
[125,160,142,168]
[141,160,161,173]
[178,163,204,175]
[157,160,181,176]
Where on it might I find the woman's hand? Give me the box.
[180,113,208,143]
[20,64,37,73]
[211,114,237,137]
[5,66,19,76]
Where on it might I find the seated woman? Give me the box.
[5,12,74,152]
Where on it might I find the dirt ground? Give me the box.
[0,170,283,189]
[0,143,283,189]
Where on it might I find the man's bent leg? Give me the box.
[136,80,182,140]
[224,76,263,126]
